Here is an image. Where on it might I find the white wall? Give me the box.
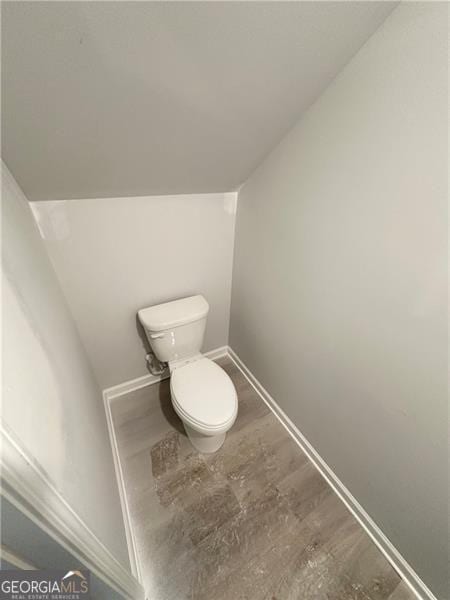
[31,193,236,389]
[230,3,448,598]
[2,165,130,569]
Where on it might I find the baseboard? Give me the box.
[1,545,36,570]
[103,345,229,401]
[103,390,142,585]
[0,423,144,600]
[227,347,438,600]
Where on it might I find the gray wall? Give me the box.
[2,164,130,569]
[1,495,126,599]
[31,193,237,389]
[230,4,448,598]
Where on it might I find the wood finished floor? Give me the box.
[111,356,415,600]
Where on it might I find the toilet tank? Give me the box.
[138,295,209,363]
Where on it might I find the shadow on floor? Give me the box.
[158,378,186,436]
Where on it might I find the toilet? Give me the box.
[138,295,237,453]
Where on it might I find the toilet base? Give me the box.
[184,423,226,453]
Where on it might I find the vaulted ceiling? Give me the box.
[2,1,396,201]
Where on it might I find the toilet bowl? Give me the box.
[170,356,237,453]
[138,295,238,453]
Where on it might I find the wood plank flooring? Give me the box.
[111,356,415,600]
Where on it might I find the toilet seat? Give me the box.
[170,357,238,435]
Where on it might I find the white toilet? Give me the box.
[138,295,237,453]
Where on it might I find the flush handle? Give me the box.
[150,333,165,339]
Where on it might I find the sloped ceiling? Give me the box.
[2,1,397,201]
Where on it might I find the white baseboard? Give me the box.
[227,347,438,600]
[0,423,144,600]
[103,392,142,585]
[1,545,36,570]
[103,345,229,402]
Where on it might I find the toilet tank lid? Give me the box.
[138,295,209,332]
